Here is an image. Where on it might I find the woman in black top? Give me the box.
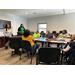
[18,24,25,35]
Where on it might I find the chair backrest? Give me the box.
[21,40,31,51]
[30,31,34,36]
[38,47,60,63]
[40,31,44,34]
[52,31,56,34]
[40,31,45,37]
[9,36,22,49]
[56,33,59,37]
[59,31,62,34]
[64,30,67,34]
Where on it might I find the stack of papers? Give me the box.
[51,41,67,43]
[64,38,71,42]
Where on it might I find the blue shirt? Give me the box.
[46,34,52,38]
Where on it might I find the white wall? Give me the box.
[27,13,75,34]
[0,11,27,36]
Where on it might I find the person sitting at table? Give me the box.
[45,30,52,38]
[58,30,68,38]
[33,30,40,38]
[45,30,52,47]
[22,29,40,56]
[63,34,75,63]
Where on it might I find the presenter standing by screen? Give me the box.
[3,24,13,44]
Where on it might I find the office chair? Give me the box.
[64,30,67,34]
[52,31,56,34]
[56,33,59,37]
[36,47,60,65]
[9,37,22,56]
[52,31,57,38]
[59,31,62,34]
[40,31,45,37]
[21,40,35,64]
[30,31,34,36]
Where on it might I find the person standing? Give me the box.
[3,24,13,44]
[18,24,25,35]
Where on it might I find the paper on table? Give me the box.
[64,38,71,42]
[51,41,67,43]
[35,38,40,40]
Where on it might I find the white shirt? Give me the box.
[3,28,12,37]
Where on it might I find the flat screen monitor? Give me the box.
[0,20,11,29]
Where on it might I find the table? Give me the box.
[0,36,5,48]
[35,38,67,47]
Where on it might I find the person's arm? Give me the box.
[24,27,25,30]
[31,36,35,41]
[3,29,9,37]
[63,45,71,52]
[33,33,35,37]
[65,34,68,38]
[9,29,13,36]
[38,33,40,37]
[18,27,21,31]
[45,34,47,38]
[37,33,40,38]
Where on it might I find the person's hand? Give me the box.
[8,35,10,37]
[70,37,75,42]
[38,36,40,38]
[11,33,12,35]
[57,36,59,38]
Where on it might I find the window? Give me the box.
[37,23,47,33]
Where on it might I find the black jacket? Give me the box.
[18,27,25,31]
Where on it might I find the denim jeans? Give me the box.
[30,44,40,55]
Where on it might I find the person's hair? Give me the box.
[47,30,50,35]
[70,34,75,42]
[5,24,8,31]
[63,30,67,34]
[20,24,23,27]
[24,29,30,37]
[36,30,39,33]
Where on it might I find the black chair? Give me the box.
[30,31,34,36]
[9,36,22,56]
[21,40,35,64]
[40,31,45,37]
[52,31,57,38]
[36,47,60,65]
[59,31,62,34]
[52,31,56,34]
[56,33,59,37]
